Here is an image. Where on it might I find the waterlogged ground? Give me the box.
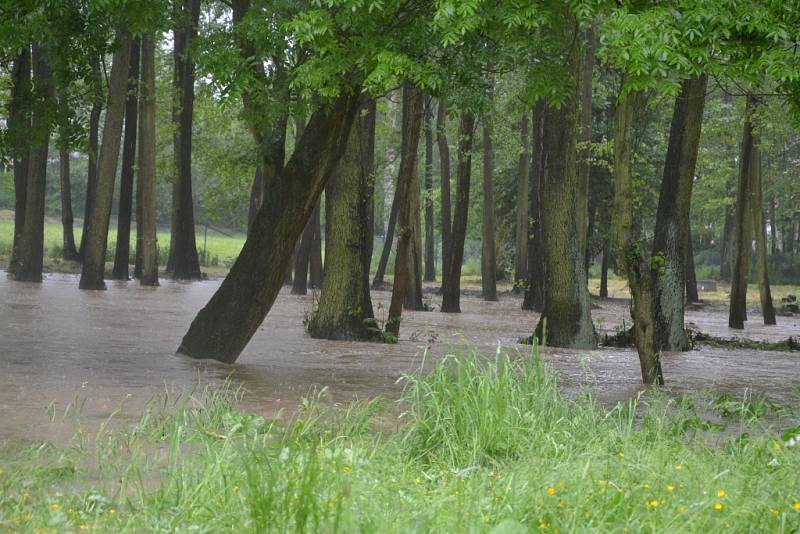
[0,273,799,445]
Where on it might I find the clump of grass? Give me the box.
[2,346,800,532]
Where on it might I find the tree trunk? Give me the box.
[514,115,530,292]
[178,91,361,362]
[576,27,595,265]
[59,149,79,261]
[748,114,776,325]
[719,208,734,280]
[139,34,159,286]
[403,162,425,311]
[652,75,707,350]
[372,179,399,288]
[8,47,31,275]
[247,166,263,232]
[423,98,436,282]
[729,97,757,330]
[769,197,778,256]
[292,215,313,295]
[599,238,609,298]
[309,204,324,288]
[111,38,140,280]
[440,112,476,314]
[14,43,54,283]
[168,0,202,280]
[534,41,595,349]
[436,100,452,279]
[611,89,664,385]
[308,97,376,339]
[685,226,699,303]
[523,104,546,312]
[387,84,424,333]
[79,59,103,261]
[79,31,132,290]
[481,115,498,301]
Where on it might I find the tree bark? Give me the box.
[481,114,498,301]
[307,97,376,339]
[79,31,132,290]
[652,75,707,350]
[436,100,452,279]
[247,166,263,232]
[59,148,79,261]
[111,38,140,280]
[372,179,399,288]
[403,160,424,311]
[685,226,699,303]
[576,27,596,265]
[8,47,31,275]
[178,91,361,362]
[523,104,546,312]
[423,98,436,282]
[309,205,324,288]
[167,0,202,280]
[387,84,424,333]
[292,214,313,295]
[599,238,609,298]
[79,59,102,261]
[513,114,530,291]
[440,112,476,313]
[534,43,595,349]
[139,34,159,286]
[14,43,54,283]
[719,208,734,280]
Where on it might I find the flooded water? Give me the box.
[1,273,798,444]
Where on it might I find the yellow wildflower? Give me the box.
[232,485,239,493]
[618,452,625,459]
[674,464,682,471]
[547,487,556,496]
[717,490,726,498]
[769,508,780,516]
[677,506,687,513]
[109,509,116,515]
[342,465,351,474]
[646,500,660,509]
[0,467,4,476]
[666,485,675,493]
[773,442,782,450]
[714,503,724,511]
[415,478,421,485]
[793,502,800,511]
[51,503,61,511]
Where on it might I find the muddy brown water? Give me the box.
[1,273,798,445]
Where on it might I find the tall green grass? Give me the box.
[1,345,799,532]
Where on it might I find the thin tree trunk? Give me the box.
[523,104,546,312]
[748,119,776,325]
[576,27,596,264]
[308,97,377,339]
[404,161,424,311]
[372,181,399,288]
[168,0,202,280]
[178,91,361,362]
[80,59,102,260]
[111,38,140,280]
[514,115,530,291]
[15,43,54,283]
[685,226,699,303]
[387,84,424,334]
[769,197,778,256]
[139,34,159,286]
[292,215,313,295]
[652,74,707,350]
[436,100,452,278]
[423,98,436,282]
[599,238,609,298]
[481,113,498,301]
[59,149,79,261]
[79,31,132,290]
[8,47,31,275]
[729,97,757,329]
[309,204,324,288]
[440,112,476,313]
[719,208,734,280]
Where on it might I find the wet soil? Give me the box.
[1,274,798,445]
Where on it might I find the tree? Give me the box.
[79,58,103,261]
[513,114,530,291]
[436,100,452,283]
[8,47,31,275]
[522,104,546,312]
[58,148,79,262]
[480,109,498,301]
[79,31,132,290]
[139,33,159,287]
[423,98,436,282]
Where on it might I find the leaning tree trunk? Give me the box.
[685,226,699,303]
[481,114,498,301]
[139,34,159,286]
[8,47,31,275]
[79,58,102,261]
[79,31,132,290]
[168,0,202,280]
[423,99,436,282]
[436,100,452,280]
[387,84,425,334]
[372,179,399,288]
[59,148,79,261]
[535,43,595,349]
[523,103,546,312]
[111,38,140,280]
[14,43,54,283]
[652,74,707,350]
[440,112,476,313]
[747,110,776,325]
[308,97,376,340]
[729,97,757,329]
[178,91,361,362]
[611,89,664,385]
[514,114,530,291]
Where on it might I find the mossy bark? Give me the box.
[440,112,476,314]
[178,90,361,362]
[534,44,595,349]
[387,84,424,333]
[139,34,159,287]
[652,75,707,350]
[308,97,376,340]
[111,38,140,280]
[79,31,131,290]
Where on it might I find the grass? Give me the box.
[2,343,800,533]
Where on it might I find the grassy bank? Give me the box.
[1,344,799,533]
